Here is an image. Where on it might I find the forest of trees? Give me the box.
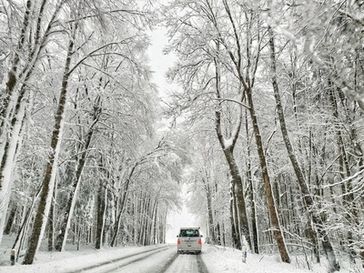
[0,0,363,272]
[163,0,363,272]
[0,0,186,265]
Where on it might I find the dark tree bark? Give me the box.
[268,25,339,269]
[202,177,215,244]
[152,202,158,244]
[110,143,165,246]
[245,83,290,263]
[23,25,76,264]
[4,205,17,234]
[213,56,251,251]
[229,186,239,248]
[55,95,99,251]
[207,0,287,259]
[245,114,259,254]
[95,181,106,249]
[110,163,138,247]
[0,0,32,130]
[329,87,360,262]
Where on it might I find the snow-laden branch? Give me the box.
[213,97,250,109]
[322,168,364,189]
[67,38,136,76]
[66,9,149,24]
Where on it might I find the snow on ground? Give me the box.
[0,240,165,273]
[201,245,362,273]
[0,236,362,273]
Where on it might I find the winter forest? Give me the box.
[0,0,363,272]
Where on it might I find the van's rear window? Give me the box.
[179,229,200,237]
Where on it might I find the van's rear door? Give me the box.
[179,229,200,249]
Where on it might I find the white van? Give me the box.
[177,227,202,254]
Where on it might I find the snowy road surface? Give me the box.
[75,245,209,273]
[163,252,208,273]
[2,243,355,273]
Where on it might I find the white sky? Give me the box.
[165,184,200,243]
[147,27,178,99]
[147,27,200,244]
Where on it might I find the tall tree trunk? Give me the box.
[229,185,239,248]
[214,182,222,246]
[202,178,215,244]
[245,113,259,253]
[0,0,32,131]
[95,182,106,249]
[110,163,138,246]
[329,87,359,261]
[268,26,338,269]
[55,105,97,251]
[0,96,27,245]
[1,4,65,245]
[213,0,289,262]
[4,204,17,234]
[23,28,76,264]
[146,199,153,246]
[153,202,158,244]
[47,193,55,251]
[245,84,290,263]
[213,56,251,250]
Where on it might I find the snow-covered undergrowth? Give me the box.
[201,244,362,273]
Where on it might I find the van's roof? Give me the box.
[179,227,200,230]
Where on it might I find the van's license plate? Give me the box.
[187,244,191,247]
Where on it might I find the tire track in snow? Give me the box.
[161,253,209,273]
[66,245,169,273]
[157,251,178,273]
[196,253,209,273]
[101,247,170,273]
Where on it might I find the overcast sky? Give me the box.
[147,27,201,243]
[147,27,177,98]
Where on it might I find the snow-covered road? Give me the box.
[79,246,209,273]
[163,253,208,273]
[1,243,355,273]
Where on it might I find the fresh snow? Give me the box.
[1,241,360,273]
[0,243,166,273]
[202,245,361,273]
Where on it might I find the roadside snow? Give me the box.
[0,244,165,273]
[201,245,361,273]
[1,240,361,273]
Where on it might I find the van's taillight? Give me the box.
[177,239,181,245]
[197,239,202,245]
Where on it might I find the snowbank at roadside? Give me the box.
[0,243,164,273]
[201,244,361,273]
